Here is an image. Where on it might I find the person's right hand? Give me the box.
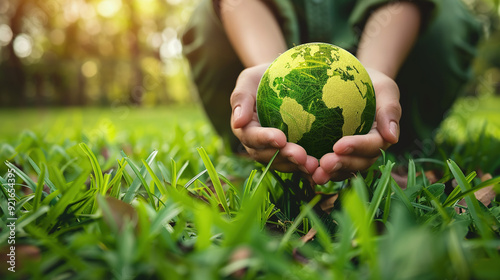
[230,64,319,176]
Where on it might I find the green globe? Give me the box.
[256,43,376,159]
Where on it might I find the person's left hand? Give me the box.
[312,68,402,184]
[230,64,319,176]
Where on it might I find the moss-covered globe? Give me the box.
[256,43,376,159]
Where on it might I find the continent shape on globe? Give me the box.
[257,43,376,159]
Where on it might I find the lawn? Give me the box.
[1,97,500,279]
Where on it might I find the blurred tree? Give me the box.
[1,0,28,106]
[125,0,143,105]
[0,0,200,107]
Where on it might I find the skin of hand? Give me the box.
[312,2,420,183]
[226,0,420,183]
[230,64,320,176]
[222,0,318,176]
[311,68,401,183]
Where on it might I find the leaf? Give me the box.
[4,160,37,192]
[443,171,479,207]
[368,161,394,221]
[28,157,56,193]
[422,186,451,224]
[407,159,416,189]
[98,196,138,232]
[33,162,46,211]
[475,174,496,207]
[122,150,158,204]
[183,169,207,189]
[142,159,167,199]
[197,147,230,216]
[447,159,491,239]
[79,143,104,192]
[278,195,321,251]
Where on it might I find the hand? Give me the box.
[312,68,401,184]
[230,64,319,176]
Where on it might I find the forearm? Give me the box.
[356,2,421,79]
[220,0,287,67]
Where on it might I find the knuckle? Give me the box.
[230,90,245,107]
[377,101,402,119]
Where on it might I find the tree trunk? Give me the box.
[3,0,29,107]
[126,0,143,105]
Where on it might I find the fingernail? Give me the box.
[332,162,342,173]
[272,140,281,148]
[317,178,329,185]
[287,157,298,165]
[234,106,241,120]
[298,165,309,175]
[390,121,398,139]
[343,146,353,154]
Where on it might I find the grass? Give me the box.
[1,101,500,279]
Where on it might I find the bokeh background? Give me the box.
[0,0,200,108]
[0,0,498,108]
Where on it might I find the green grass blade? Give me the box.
[422,187,451,224]
[391,179,415,216]
[197,147,230,216]
[183,169,207,189]
[177,160,189,182]
[243,169,257,200]
[122,156,156,208]
[33,162,46,211]
[279,195,321,250]
[407,159,416,189]
[444,175,500,207]
[217,172,241,204]
[28,157,56,193]
[344,177,379,277]
[250,150,279,198]
[150,201,183,235]
[306,210,333,254]
[142,159,167,198]
[15,205,49,232]
[5,161,37,192]
[79,143,104,191]
[106,159,127,195]
[447,159,491,239]
[122,150,158,203]
[442,171,476,207]
[368,161,394,221]
[170,158,177,188]
[43,183,84,231]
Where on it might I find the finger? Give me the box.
[279,143,309,167]
[230,93,255,130]
[234,125,287,149]
[246,147,281,164]
[278,143,318,175]
[230,65,269,129]
[372,76,401,144]
[333,126,391,157]
[304,155,320,175]
[247,148,307,174]
[312,167,331,185]
[313,163,366,184]
[319,153,378,174]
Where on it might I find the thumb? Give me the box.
[376,95,401,145]
[369,71,401,144]
[230,64,269,129]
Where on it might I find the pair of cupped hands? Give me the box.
[230,63,402,185]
